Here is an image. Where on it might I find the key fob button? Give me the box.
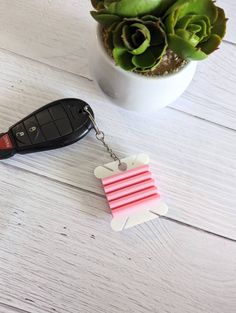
[24,116,45,144]
[63,100,89,131]
[71,115,88,131]
[68,104,81,119]
[12,123,31,147]
[55,119,73,136]
[49,105,67,120]
[65,106,88,131]
[41,122,60,140]
[36,110,52,125]
[2,99,93,159]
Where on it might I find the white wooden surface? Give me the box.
[0,1,236,130]
[1,164,236,313]
[0,1,235,313]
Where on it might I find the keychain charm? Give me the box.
[84,106,168,231]
[0,98,168,231]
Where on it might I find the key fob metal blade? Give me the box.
[0,98,94,160]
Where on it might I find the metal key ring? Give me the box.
[83,105,127,171]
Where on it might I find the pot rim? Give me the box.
[96,25,197,81]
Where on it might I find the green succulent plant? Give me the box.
[164,0,227,60]
[106,16,168,71]
[90,0,227,72]
[91,0,176,18]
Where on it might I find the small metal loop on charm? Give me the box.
[83,105,126,170]
[96,131,105,141]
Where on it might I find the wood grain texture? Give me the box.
[174,42,236,130]
[0,1,235,130]
[0,302,30,313]
[0,0,234,79]
[0,164,236,313]
[218,0,236,44]
[0,0,93,77]
[0,2,235,313]
[0,49,235,239]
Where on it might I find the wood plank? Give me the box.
[0,0,93,78]
[0,0,234,81]
[0,1,235,130]
[218,0,236,44]
[0,164,236,313]
[0,303,28,313]
[0,49,236,239]
[173,41,236,130]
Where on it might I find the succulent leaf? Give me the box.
[90,11,121,27]
[91,0,105,10]
[132,48,157,68]
[105,0,163,17]
[212,7,227,38]
[164,0,218,23]
[90,0,228,72]
[111,17,167,71]
[168,34,207,60]
[164,0,227,60]
[113,47,136,70]
[91,0,177,18]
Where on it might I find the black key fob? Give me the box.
[0,98,94,159]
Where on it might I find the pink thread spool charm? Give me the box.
[94,154,168,231]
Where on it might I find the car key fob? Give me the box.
[0,98,94,159]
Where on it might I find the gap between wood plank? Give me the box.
[224,39,236,47]
[168,107,236,132]
[0,301,31,313]
[2,160,235,243]
[0,41,235,241]
[0,44,235,133]
[0,301,57,313]
[0,46,93,83]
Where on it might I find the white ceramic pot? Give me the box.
[90,26,197,112]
